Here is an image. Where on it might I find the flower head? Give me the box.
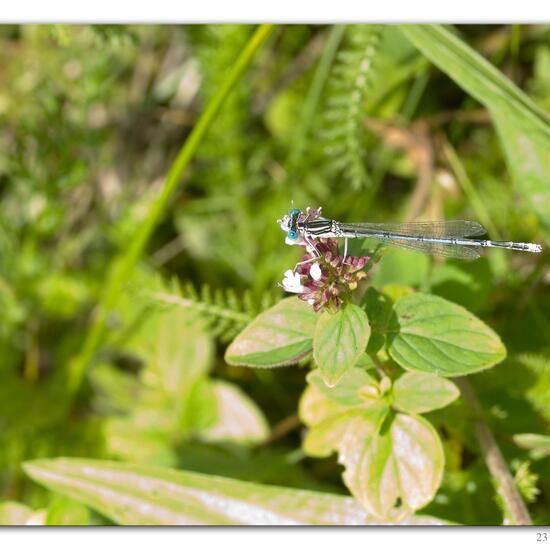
[280,238,370,312]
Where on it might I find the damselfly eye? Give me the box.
[287,229,299,241]
[289,208,301,217]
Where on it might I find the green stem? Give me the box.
[68,24,274,394]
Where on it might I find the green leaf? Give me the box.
[198,380,269,446]
[392,371,460,414]
[493,115,550,241]
[23,458,447,525]
[225,297,318,367]
[388,293,506,376]
[313,304,370,387]
[45,497,90,526]
[298,383,349,428]
[399,24,550,240]
[372,249,430,288]
[303,405,444,520]
[513,433,550,459]
[102,419,178,467]
[130,305,214,398]
[300,374,445,521]
[306,368,378,407]
[0,502,36,526]
[429,258,493,315]
[354,413,444,520]
[361,287,398,354]
[303,402,389,459]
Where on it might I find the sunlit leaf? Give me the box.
[303,402,389,459]
[302,400,444,520]
[513,433,550,459]
[134,306,214,398]
[388,293,506,376]
[298,384,349,428]
[306,368,377,407]
[353,413,444,520]
[199,380,269,445]
[313,304,370,387]
[392,371,460,414]
[225,297,318,367]
[45,497,90,526]
[299,374,445,521]
[0,502,35,526]
[23,458,447,525]
[103,418,178,467]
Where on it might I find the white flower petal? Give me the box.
[281,270,305,294]
[309,262,322,281]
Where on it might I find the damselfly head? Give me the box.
[277,214,292,232]
[277,209,304,244]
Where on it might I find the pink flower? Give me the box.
[280,238,370,312]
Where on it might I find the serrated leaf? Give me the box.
[199,380,269,446]
[225,297,318,367]
[388,293,506,376]
[313,304,370,387]
[23,458,447,525]
[392,371,460,414]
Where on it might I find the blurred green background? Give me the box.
[0,24,548,525]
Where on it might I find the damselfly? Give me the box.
[277,207,542,260]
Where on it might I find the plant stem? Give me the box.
[68,24,274,394]
[457,378,532,525]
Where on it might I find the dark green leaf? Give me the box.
[388,293,506,376]
[361,287,398,354]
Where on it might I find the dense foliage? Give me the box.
[0,24,549,526]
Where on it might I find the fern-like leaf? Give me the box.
[150,280,278,342]
[321,25,382,190]
[513,461,540,504]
